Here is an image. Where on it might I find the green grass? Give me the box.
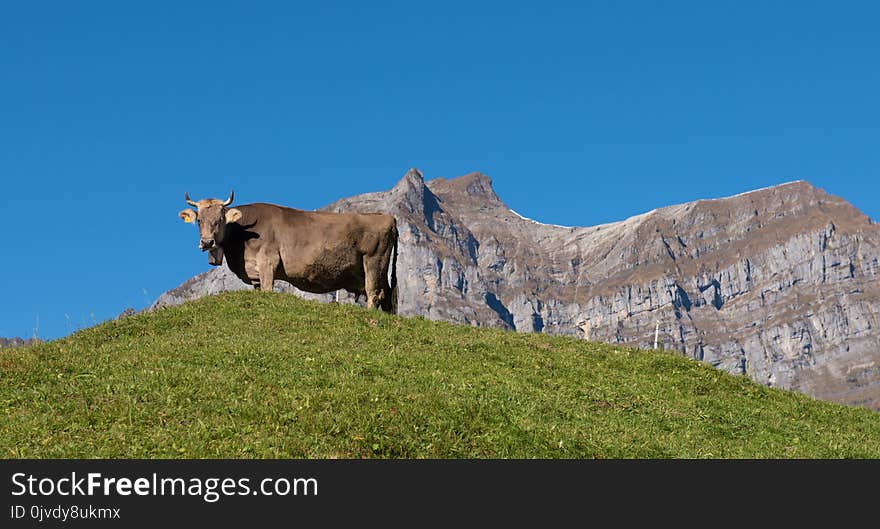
[2,291,879,458]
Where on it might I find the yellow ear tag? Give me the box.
[184,216,194,223]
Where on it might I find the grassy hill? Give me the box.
[2,291,878,458]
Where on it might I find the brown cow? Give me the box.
[178,191,398,313]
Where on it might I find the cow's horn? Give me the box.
[222,189,234,207]
[184,192,198,207]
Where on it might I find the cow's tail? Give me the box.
[390,220,399,314]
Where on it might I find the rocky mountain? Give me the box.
[0,337,38,349]
[153,169,880,410]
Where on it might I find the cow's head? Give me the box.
[178,190,242,266]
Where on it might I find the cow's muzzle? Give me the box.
[199,239,216,251]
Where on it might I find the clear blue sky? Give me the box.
[2,1,878,339]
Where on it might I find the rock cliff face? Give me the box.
[153,169,880,410]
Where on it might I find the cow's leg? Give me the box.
[363,255,389,311]
[256,252,279,293]
[364,278,381,310]
[364,242,394,313]
[258,269,274,292]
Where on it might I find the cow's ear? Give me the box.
[179,209,197,223]
[225,208,242,224]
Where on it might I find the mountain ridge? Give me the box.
[0,337,38,349]
[152,169,880,410]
